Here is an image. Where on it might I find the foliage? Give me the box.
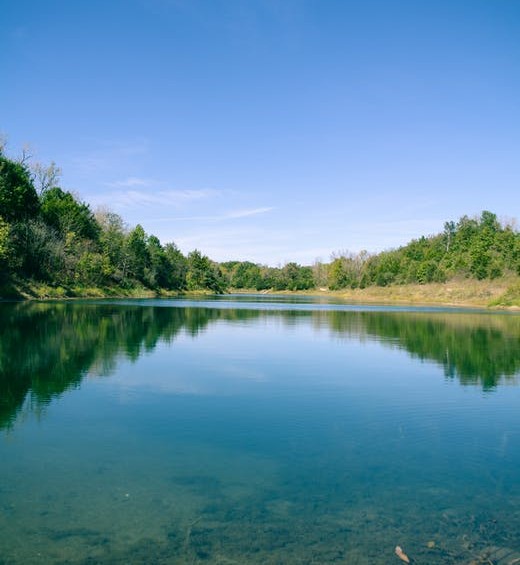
[163,243,188,290]
[0,216,10,264]
[126,224,149,283]
[324,211,519,290]
[187,250,226,293]
[96,209,128,282]
[41,187,100,241]
[328,251,368,289]
[222,261,263,289]
[8,219,65,280]
[0,148,518,295]
[0,154,40,221]
[221,260,315,291]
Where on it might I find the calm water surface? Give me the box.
[1,296,519,564]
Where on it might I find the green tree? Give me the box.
[9,219,65,280]
[144,235,171,289]
[365,251,401,287]
[328,257,349,290]
[0,216,9,261]
[295,265,315,290]
[229,261,263,289]
[187,250,226,292]
[96,210,128,282]
[164,243,188,290]
[282,262,301,290]
[75,251,112,285]
[40,187,100,241]
[186,250,210,290]
[0,154,40,221]
[126,224,149,283]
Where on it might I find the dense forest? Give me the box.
[1,148,519,295]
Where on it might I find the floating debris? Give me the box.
[395,545,410,563]
[427,540,435,548]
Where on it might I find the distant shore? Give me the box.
[232,277,520,309]
[2,276,519,309]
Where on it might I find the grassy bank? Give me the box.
[336,278,520,308]
[247,276,520,309]
[2,276,519,309]
[0,279,183,300]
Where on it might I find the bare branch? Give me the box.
[19,143,33,165]
[0,133,7,154]
[31,161,62,195]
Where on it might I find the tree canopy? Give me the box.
[0,154,40,221]
[0,148,518,295]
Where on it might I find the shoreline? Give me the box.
[1,277,519,310]
[229,277,520,310]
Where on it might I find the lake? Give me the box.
[1,296,519,564]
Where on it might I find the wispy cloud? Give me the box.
[91,188,222,209]
[225,207,273,219]
[106,177,151,188]
[149,206,274,222]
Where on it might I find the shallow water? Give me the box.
[1,297,519,564]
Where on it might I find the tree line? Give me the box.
[1,148,519,294]
[322,211,520,290]
[0,149,221,292]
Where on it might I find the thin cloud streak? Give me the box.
[226,207,273,219]
[150,206,274,223]
[91,188,222,209]
[106,177,151,188]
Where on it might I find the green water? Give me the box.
[1,297,519,564]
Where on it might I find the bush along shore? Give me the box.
[1,148,519,307]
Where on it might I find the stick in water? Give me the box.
[395,545,410,563]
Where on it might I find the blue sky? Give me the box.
[1,0,519,265]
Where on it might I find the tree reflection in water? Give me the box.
[1,301,519,429]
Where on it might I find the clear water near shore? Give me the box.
[1,297,519,564]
